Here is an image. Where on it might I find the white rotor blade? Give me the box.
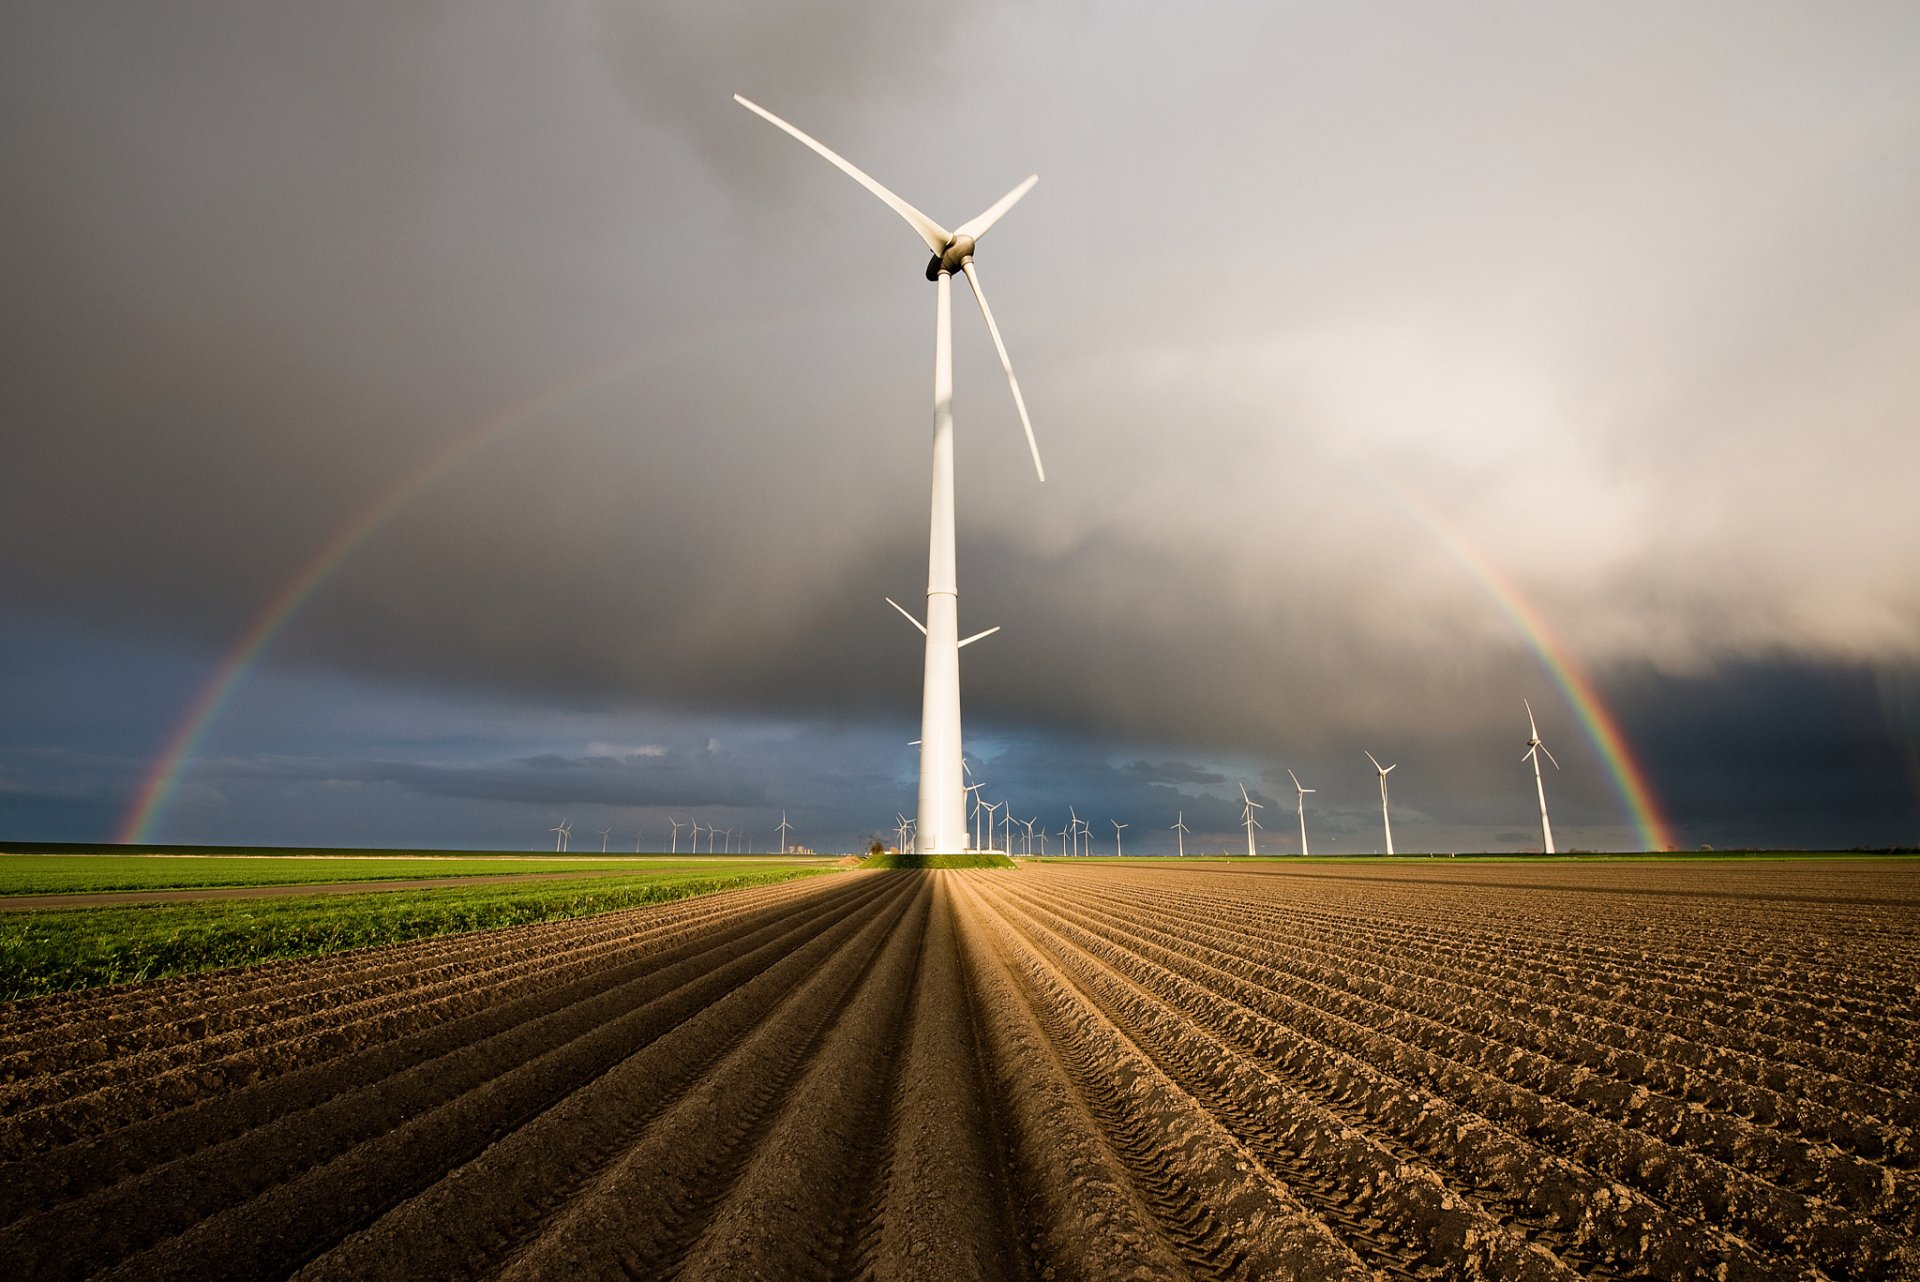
[955,173,1037,242]
[1525,697,1540,739]
[1365,750,1383,772]
[733,94,950,254]
[958,625,1002,648]
[885,596,927,634]
[960,261,1044,482]
[1541,744,1561,770]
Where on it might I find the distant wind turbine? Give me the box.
[1170,811,1189,858]
[1366,751,1398,856]
[737,93,1046,855]
[668,818,686,854]
[634,830,644,854]
[1287,769,1315,857]
[1523,699,1561,855]
[777,811,794,854]
[550,819,571,853]
[1238,784,1262,857]
[1111,819,1128,858]
[598,826,612,854]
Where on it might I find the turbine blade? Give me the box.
[1365,750,1383,772]
[885,595,927,634]
[733,94,950,254]
[954,173,1038,242]
[1542,744,1561,770]
[1384,764,1397,774]
[960,261,1044,482]
[958,624,1002,648]
[1525,697,1539,739]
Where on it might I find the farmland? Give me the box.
[2,859,1915,1280]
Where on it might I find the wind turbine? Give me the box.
[1287,769,1315,857]
[1366,751,1397,856]
[737,94,1045,855]
[1171,811,1189,858]
[550,819,570,853]
[777,811,794,854]
[598,826,612,854]
[1523,699,1560,854]
[668,818,686,854]
[634,830,644,854]
[1111,819,1128,858]
[1020,816,1036,855]
[1238,784,1263,857]
[1068,806,1083,858]
[689,820,704,854]
[964,782,987,851]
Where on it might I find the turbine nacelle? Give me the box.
[926,235,978,281]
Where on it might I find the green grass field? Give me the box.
[0,852,824,896]
[860,852,1016,869]
[0,862,832,1000]
[1032,851,1918,864]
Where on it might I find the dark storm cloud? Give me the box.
[3,3,1918,850]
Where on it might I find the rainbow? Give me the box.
[1381,476,1678,851]
[122,349,1678,853]
[117,348,661,844]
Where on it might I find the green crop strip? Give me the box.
[0,853,824,896]
[860,853,1016,869]
[0,865,831,1001]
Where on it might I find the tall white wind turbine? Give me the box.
[1171,812,1189,858]
[1523,699,1560,854]
[1287,769,1315,857]
[668,818,685,854]
[1111,820,1128,858]
[736,94,1045,855]
[599,826,612,854]
[551,819,569,853]
[777,811,794,854]
[1238,784,1263,858]
[1366,752,1397,856]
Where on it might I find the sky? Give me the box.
[3,1,1918,854]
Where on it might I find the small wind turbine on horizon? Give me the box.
[668,818,686,854]
[550,819,571,853]
[1171,811,1189,858]
[1111,819,1128,858]
[1287,769,1315,857]
[1523,699,1561,854]
[736,93,1047,855]
[1239,784,1262,857]
[777,811,794,854]
[598,826,612,854]
[1366,751,1398,856]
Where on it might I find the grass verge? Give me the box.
[861,853,1016,869]
[0,866,829,1001]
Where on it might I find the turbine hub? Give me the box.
[926,235,977,281]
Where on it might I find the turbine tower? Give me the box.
[1366,751,1397,856]
[1111,819,1128,858]
[1523,699,1560,854]
[550,819,570,853]
[737,94,1045,854]
[599,826,612,854]
[1238,784,1262,857]
[1287,769,1315,857]
[776,811,794,854]
[1171,811,1189,858]
[668,818,685,854]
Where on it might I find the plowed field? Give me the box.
[3,861,1915,1280]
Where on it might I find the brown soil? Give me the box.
[1,860,1915,1280]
